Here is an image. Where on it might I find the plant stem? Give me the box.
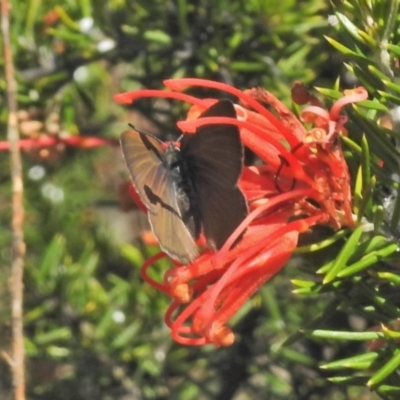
[1,0,26,399]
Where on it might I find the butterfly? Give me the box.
[120,99,248,264]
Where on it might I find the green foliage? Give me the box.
[286,1,400,398]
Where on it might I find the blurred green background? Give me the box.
[0,0,383,399]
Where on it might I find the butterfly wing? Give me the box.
[121,131,198,263]
[120,130,165,210]
[181,100,248,250]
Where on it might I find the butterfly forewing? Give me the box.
[120,130,198,263]
[181,100,248,249]
[181,100,243,188]
[120,131,166,210]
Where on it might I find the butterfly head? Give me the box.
[162,133,183,150]
[163,141,182,170]
[162,140,180,150]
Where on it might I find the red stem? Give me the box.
[0,136,118,151]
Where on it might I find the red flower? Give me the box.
[114,79,368,346]
[0,136,117,151]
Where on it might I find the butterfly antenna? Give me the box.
[127,123,163,143]
[128,123,148,135]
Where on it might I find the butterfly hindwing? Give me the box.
[144,176,199,264]
[120,130,198,263]
[181,100,248,249]
[196,183,248,250]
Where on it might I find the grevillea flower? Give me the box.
[114,79,368,347]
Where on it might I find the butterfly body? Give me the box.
[121,100,248,264]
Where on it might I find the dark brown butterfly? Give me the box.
[120,100,248,264]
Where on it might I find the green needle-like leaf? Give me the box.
[321,352,378,370]
[387,43,400,57]
[335,12,367,44]
[368,348,400,387]
[325,36,365,59]
[337,243,398,278]
[305,330,384,341]
[376,271,400,285]
[323,226,364,283]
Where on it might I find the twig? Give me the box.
[1,0,26,399]
[1,351,15,367]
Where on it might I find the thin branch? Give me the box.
[1,0,26,399]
